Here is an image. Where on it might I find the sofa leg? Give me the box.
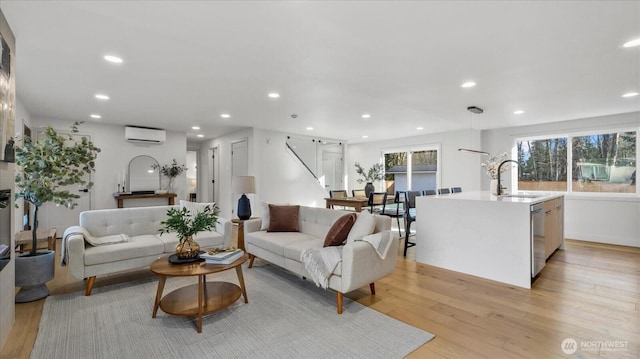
[248,254,255,268]
[336,291,343,314]
[370,282,375,295]
[85,276,96,296]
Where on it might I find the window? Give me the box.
[517,130,637,194]
[384,147,438,193]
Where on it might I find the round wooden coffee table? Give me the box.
[150,253,248,333]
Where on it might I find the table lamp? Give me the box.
[232,176,255,220]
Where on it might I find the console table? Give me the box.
[113,193,177,208]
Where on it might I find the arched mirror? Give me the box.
[128,155,160,193]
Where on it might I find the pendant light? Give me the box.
[458,106,489,155]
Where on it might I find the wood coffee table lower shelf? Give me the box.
[150,253,249,333]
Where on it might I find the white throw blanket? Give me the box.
[356,231,393,260]
[300,246,343,289]
[61,226,90,266]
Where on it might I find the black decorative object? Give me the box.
[364,182,375,199]
[168,252,204,264]
[237,194,251,220]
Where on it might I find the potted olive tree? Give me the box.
[14,122,100,302]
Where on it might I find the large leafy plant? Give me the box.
[14,122,100,256]
[160,205,219,242]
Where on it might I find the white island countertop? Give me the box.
[415,191,564,289]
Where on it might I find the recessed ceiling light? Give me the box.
[622,92,639,98]
[622,38,640,48]
[192,126,200,130]
[461,81,476,88]
[220,113,230,118]
[416,127,424,130]
[95,94,109,100]
[90,114,101,119]
[513,110,525,115]
[104,55,123,63]
[268,93,280,98]
[196,134,204,138]
[362,113,371,119]
[306,127,313,131]
[362,135,368,139]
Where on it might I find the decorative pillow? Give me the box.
[323,214,357,247]
[180,200,216,215]
[267,205,300,232]
[260,202,289,230]
[84,233,129,246]
[346,212,376,243]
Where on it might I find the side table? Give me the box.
[15,228,57,252]
[231,217,259,251]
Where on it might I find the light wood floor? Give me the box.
[2,232,638,358]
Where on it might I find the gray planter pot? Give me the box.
[15,250,55,303]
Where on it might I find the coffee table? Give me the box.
[150,253,248,333]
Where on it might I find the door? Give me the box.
[38,130,92,235]
[231,140,248,215]
[208,147,219,203]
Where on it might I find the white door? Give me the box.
[38,131,92,236]
[231,140,248,216]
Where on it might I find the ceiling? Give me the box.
[1,1,639,143]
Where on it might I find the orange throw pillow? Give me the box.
[267,205,300,232]
[323,213,357,247]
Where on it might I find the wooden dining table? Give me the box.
[324,197,369,212]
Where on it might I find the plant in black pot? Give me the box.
[355,162,384,198]
[14,122,100,302]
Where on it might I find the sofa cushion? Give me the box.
[180,200,216,215]
[268,205,300,232]
[260,202,289,230]
[84,234,164,266]
[246,230,317,257]
[346,212,376,243]
[324,213,356,247]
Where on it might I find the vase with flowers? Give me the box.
[355,162,385,198]
[481,152,510,195]
[152,158,187,193]
[160,204,219,259]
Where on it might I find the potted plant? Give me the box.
[159,204,219,259]
[14,122,100,302]
[355,162,385,198]
[152,158,187,193]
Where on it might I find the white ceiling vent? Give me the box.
[125,126,166,144]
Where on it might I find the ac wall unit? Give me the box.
[125,126,166,144]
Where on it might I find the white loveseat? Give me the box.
[244,205,398,313]
[63,205,231,295]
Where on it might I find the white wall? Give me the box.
[30,117,187,210]
[347,129,483,194]
[482,111,640,247]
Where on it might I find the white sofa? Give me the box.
[244,205,398,313]
[63,205,232,295]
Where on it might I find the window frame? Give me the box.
[513,126,639,197]
[381,143,441,191]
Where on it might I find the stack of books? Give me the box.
[200,248,244,264]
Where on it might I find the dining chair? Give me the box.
[437,188,450,195]
[382,191,406,237]
[403,190,421,256]
[352,189,366,198]
[423,189,436,196]
[367,192,387,214]
[329,189,348,209]
[451,187,462,193]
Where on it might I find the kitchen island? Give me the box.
[415,191,564,289]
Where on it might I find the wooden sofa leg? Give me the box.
[336,291,343,314]
[85,276,96,296]
[248,254,255,268]
[370,282,376,295]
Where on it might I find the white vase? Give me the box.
[490,179,499,195]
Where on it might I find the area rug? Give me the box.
[32,263,434,358]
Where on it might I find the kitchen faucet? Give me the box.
[497,160,521,196]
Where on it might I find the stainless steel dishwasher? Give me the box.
[531,203,545,277]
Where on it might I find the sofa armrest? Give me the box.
[244,218,262,233]
[338,230,398,293]
[216,217,233,248]
[66,233,88,280]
